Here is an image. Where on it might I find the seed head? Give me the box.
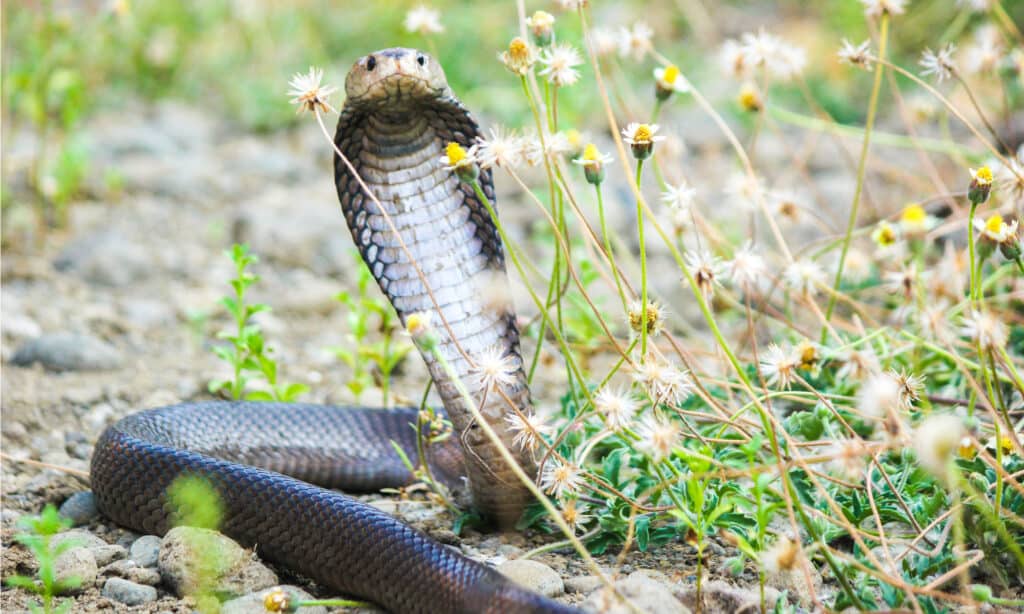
[540,460,583,498]
[263,587,297,613]
[914,414,965,481]
[627,300,666,337]
[838,39,873,71]
[500,37,537,75]
[404,5,444,35]
[526,10,556,47]
[287,66,338,115]
[594,386,639,431]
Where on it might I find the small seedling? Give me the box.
[4,504,80,614]
[208,244,308,402]
[167,475,227,614]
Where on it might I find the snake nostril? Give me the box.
[366,55,377,71]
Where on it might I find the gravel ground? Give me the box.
[0,100,831,613]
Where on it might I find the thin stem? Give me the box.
[636,158,649,357]
[822,12,889,343]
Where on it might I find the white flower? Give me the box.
[661,181,696,211]
[653,64,689,93]
[835,347,880,382]
[918,302,954,344]
[540,460,583,498]
[735,29,805,80]
[632,358,692,406]
[474,126,524,169]
[974,214,1019,243]
[469,345,520,391]
[914,414,964,480]
[858,373,901,419]
[438,142,478,171]
[594,386,638,431]
[287,66,338,114]
[403,5,444,35]
[728,242,767,289]
[560,498,592,533]
[588,27,619,57]
[720,39,749,79]
[617,21,653,61]
[920,44,958,82]
[861,0,907,18]
[961,310,1008,350]
[761,344,797,389]
[995,152,1024,202]
[505,411,554,452]
[539,43,583,87]
[725,171,765,211]
[636,414,680,462]
[685,249,724,299]
[621,122,665,146]
[882,265,917,297]
[783,259,826,297]
[838,39,873,71]
[963,25,1002,75]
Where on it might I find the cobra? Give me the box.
[90,49,578,613]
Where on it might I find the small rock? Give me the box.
[54,547,98,595]
[102,577,158,606]
[54,231,152,287]
[159,526,278,598]
[84,403,116,433]
[679,580,779,614]
[1,508,24,526]
[63,383,106,406]
[59,492,99,526]
[53,529,108,552]
[2,313,42,340]
[92,544,129,567]
[584,572,691,614]
[565,575,604,594]
[10,332,123,372]
[498,559,565,598]
[130,535,162,568]
[221,585,327,614]
[102,560,163,586]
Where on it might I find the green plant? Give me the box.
[4,504,80,614]
[329,253,412,405]
[208,244,308,402]
[166,476,226,614]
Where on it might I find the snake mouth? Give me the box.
[349,72,442,107]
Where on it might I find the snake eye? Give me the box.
[416,54,426,66]
[366,55,377,71]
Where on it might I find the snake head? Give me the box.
[344,48,450,108]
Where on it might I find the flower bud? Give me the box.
[968,166,993,205]
[526,11,555,47]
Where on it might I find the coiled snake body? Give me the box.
[91,49,576,613]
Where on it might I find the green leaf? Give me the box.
[5,575,41,592]
[244,390,274,401]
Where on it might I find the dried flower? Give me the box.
[890,369,925,410]
[961,310,1008,350]
[404,5,444,35]
[761,344,797,389]
[728,242,767,290]
[914,414,965,480]
[838,39,873,70]
[470,345,520,391]
[685,249,724,300]
[560,498,592,533]
[617,21,653,61]
[287,66,337,114]
[920,44,958,82]
[475,127,524,170]
[783,259,826,297]
[632,357,692,406]
[858,373,902,420]
[594,386,639,431]
[661,181,697,211]
[861,0,907,18]
[835,347,881,382]
[539,43,583,87]
[762,535,801,575]
[506,411,554,452]
[627,300,666,337]
[637,414,681,462]
[541,460,583,498]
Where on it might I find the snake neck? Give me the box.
[334,98,538,528]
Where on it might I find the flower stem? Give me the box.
[596,184,628,314]
[636,158,648,358]
[822,12,889,344]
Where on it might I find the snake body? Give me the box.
[90,49,575,613]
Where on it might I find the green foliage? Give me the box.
[166,475,226,614]
[4,505,79,614]
[208,244,308,402]
[329,253,411,405]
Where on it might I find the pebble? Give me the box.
[102,577,158,606]
[130,535,162,568]
[84,403,116,433]
[221,585,327,614]
[10,332,123,372]
[159,526,278,598]
[2,313,42,340]
[583,572,691,614]
[498,559,565,598]
[54,547,98,595]
[53,529,108,551]
[53,230,152,287]
[680,580,779,613]
[92,544,129,567]
[102,559,162,586]
[565,575,604,594]
[59,492,99,526]
[64,432,92,460]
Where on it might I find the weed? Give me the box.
[4,505,80,614]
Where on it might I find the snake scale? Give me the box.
[91,49,579,613]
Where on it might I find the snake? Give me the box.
[90,48,579,613]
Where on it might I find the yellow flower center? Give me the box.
[508,37,530,61]
[875,222,897,246]
[529,10,554,28]
[972,166,993,186]
[985,214,1004,235]
[405,312,431,337]
[957,437,976,460]
[662,64,680,84]
[738,85,761,112]
[582,143,600,162]
[634,124,653,142]
[900,204,926,225]
[566,129,582,148]
[445,142,466,166]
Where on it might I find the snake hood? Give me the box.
[344,48,451,108]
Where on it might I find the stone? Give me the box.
[102,577,158,606]
[583,572,691,614]
[159,526,278,598]
[498,559,565,598]
[565,575,604,594]
[10,332,123,372]
[679,580,780,614]
[221,585,327,614]
[59,492,99,526]
[130,535,162,568]
[2,313,42,340]
[102,559,162,586]
[91,544,129,567]
[54,547,98,595]
[52,529,108,552]
[54,231,152,287]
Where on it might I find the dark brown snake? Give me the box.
[91,49,578,613]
